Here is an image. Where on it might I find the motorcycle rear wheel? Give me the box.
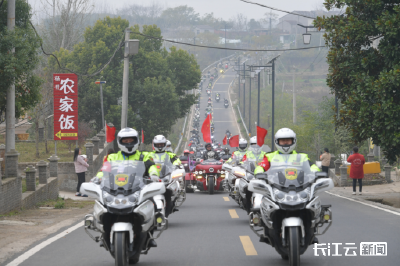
[114,232,129,266]
[208,176,214,195]
[288,227,300,266]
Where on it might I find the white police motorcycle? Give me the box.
[80,160,168,265]
[247,154,333,266]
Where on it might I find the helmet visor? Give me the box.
[154,143,166,149]
[239,144,247,150]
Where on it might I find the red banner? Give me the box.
[53,74,79,140]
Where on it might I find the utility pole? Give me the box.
[243,62,246,117]
[95,80,106,130]
[271,59,276,151]
[293,74,296,124]
[249,71,252,133]
[238,57,241,110]
[6,0,15,153]
[121,28,130,129]
[121,28,139,129]
[257,71,261,127]
[225,24,227,58]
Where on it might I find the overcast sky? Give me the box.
[28,0,326,21]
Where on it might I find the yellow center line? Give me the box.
[223,197,230,201]
[229,209,239,218]
[239,236,258,256]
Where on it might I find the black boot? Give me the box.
[148,239,157,248]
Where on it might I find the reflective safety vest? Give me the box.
[254,150,320,174]
[106,151,159,176]
[148,152,181,174]
[244,150,266,164]
[226,150,247,163]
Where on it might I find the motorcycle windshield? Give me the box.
[159,154,175,183]
[266,154,314,189]
[100,160,146,195]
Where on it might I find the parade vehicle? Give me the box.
[152,154,186,218]
[247,154,333,266]
[215,94,220,102]
[207,89,211,96]
[80,160,168,265]
[193,158,226,194]
[224,99,229,108]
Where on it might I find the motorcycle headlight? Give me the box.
[272,188,310,203]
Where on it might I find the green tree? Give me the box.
[0,0,43,122]
[315,0,400,163]
[48,17,200,143]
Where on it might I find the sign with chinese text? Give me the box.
[53,74,78,140]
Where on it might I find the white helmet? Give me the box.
[250,136,258,148]
[166,140,173,152]
[238,138,248,151]
[117,128,139,155]
[275,128,297,154]
[152,135,167,152]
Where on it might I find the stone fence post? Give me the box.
[48,155,59,177]
[367,152,375,162]
[97,132,105,150]
[339,165,348,187]
[0,158,2,185]
[5,149,19,178]
[92,136,100,155]
[85,142,94,179]
[25,165,36,191]
[335,159,341,175]
[329,154,336,168]
[384,165,392,183]
[37,160,48,184]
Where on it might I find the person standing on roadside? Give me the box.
[347,146,365,195]
[320,148,331,174]
[74,147,89,197]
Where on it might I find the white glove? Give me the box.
[150,175,160,182]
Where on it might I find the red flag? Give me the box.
[201,114,212,143]
[141,129,144,143]
[106,124,116,142]
[257,126,268,146]
[223,135,227,145]
[229,135,239,147]
[188,142,192,147]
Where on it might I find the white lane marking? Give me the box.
[6,222,83,266]
[325,191,400,216]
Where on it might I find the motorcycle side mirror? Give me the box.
[255,173,268,181]
[315,171,328,179]
[161,165,166,176]
[250,163,255,172]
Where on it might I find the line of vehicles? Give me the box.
[78,59,334,266]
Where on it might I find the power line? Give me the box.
[240,0,317,19]
[134,31,325,51]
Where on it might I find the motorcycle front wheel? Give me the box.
[208,176,214,195]
[288,227,300,266]
[114,232,129,266]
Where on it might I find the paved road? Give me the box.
[4,65,399,266]
[198,66,239,145]
[5,191,399,266]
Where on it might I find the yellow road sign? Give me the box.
[55,131,78,139]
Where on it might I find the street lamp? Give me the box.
[297,24,324,45]
[303,33,312,45]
